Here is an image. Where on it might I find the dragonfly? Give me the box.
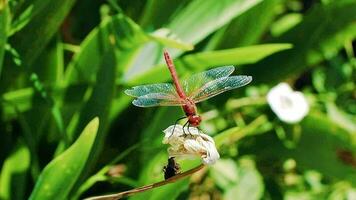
[125,50,252,131]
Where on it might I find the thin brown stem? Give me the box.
[84,164,205,200]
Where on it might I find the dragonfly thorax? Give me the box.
[182,98,201,126]
[182,98,197,116]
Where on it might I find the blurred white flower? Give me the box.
[267,83,309,124]
[162,125,220,165]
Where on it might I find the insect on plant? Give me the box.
[125,50,252,132]
[163,157,181,180]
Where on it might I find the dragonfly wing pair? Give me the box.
[125,66,252,107]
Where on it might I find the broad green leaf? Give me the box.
[127,43,292,85]
[0,143,30,200]
[0,0,9,77]
[241,0,356,84]
[125,0,264,79]
[29,117,99,200]
[167,0,263,51]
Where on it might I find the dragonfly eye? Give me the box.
[189,115,201,127]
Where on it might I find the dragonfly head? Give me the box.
[188,115,201,127]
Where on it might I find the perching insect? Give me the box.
[163,157,181,179]
[125,50,252,131]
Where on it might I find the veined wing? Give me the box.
[125,83,184,107]
[182,66,235,97]
[125,83,177,97]
[191,75,252,103]
[132,93,185,107]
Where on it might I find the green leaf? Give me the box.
[64,14,148,85]
[0,0,9,77]
[29,117,99,200]
[241,0,356,84]
[167,0,263,50]
[294,113,356,183]
[127,43,292,85]
[270,13,303,37]
[66,46,117,195]
[9,0,77,68]
[326,102,356,134]
[32,36,64,85]
[0,143,30,200]
[253,112,356,185]
[125,0,264,78]
[224,158,264,200]
[139,0,188,29]
[210,159,239,189]
[8,0,52,36]
[211,0,281,49]
[1,88,34,119]
[149,29,194,51]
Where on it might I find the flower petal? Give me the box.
[267,83,309,123]
[162,125,220,165]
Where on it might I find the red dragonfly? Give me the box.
[125,50,252,129]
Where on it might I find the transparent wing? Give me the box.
[125,83,185,107]
[191,76,252,103]
[182,66,235,97]
[132,93,185,107]
[125,83,177,97]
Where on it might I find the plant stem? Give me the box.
[84,164,205,200]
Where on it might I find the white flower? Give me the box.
[267,83,309,124]
[162,125,220,165]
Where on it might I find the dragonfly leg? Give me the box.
[171,116,187,138]
[187,123,193,136]
[182,120,190,136]
[183,122,195,137]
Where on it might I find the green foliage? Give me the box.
[0,0,9,76]
[28,117,99,200]
[0,0,355,199]
[0,143,30,200]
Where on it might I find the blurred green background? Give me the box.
[0,0,355,199]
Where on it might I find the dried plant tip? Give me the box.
[163,157,181,180]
